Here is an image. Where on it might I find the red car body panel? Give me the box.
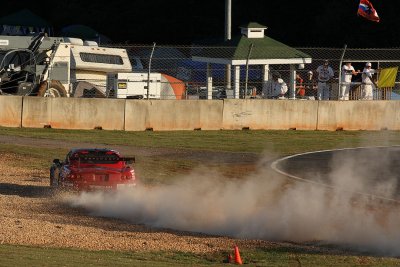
[51,148,136,191]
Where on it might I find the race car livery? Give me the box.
[50,148,136,191]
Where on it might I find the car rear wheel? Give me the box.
[50,166,60,187]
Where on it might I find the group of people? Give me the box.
[314,60,377,101]
[262,60,379,100]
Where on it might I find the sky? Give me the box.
[1,0,399,48]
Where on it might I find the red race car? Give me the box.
[50,148,137,191]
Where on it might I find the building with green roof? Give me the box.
[192,22,312,99]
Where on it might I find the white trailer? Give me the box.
[106,72,162,99]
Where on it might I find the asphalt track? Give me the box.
[271,146,400,203]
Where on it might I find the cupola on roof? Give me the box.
[239,22,267,38]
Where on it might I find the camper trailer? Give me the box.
[0,33,185,98]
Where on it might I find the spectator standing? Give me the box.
[339,62,359,100]
[262,72,288,99]
[316,60,334,100]
[305,70,317,100]
[296,73,305,99]
[361,62,377,100]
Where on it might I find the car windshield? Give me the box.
[70,151,120,164]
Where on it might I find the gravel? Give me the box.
[0,152,280,254]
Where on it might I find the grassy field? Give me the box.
[1,243,399,267]
[2,127,400,180]
[1,127,400,266]
[2,126,400,155]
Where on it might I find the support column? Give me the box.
[207,63,213,100]
[226,64,231,91]
[233,65,240,99]
[262,64,269,82]
[261,64,270,98]
[290,65,296,99]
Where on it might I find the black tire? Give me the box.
[37,80,67,97]
[50,165,60,187]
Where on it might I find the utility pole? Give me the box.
[225,0,231,41]
[225,0,232,94]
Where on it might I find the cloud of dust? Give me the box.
[66,148,400,256]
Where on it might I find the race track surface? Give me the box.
[272,146,400,201]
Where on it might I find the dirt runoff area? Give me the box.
[0,146,292,255]
[0,136,344,257]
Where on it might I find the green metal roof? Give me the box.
[239,22,267,29]
[193,35,311,60]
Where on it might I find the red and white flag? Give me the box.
[357,0,380,22]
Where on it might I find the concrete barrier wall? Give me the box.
[124,100,223,131]
[21,97,52,128]
[0,96,398,131]
[22,97,125,130]
[0,96,22,127]
[222,99,319,130]
[317,100,400,130]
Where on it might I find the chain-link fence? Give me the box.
[28,44,388,100]
[98,44,400,100]
[3,39,397,100]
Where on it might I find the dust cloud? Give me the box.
[67,147,400,256]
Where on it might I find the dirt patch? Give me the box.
[0,137,277,253]
[0,137,349,257]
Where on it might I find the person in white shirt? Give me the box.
[316,60,334,100]
[361,62,377,100]
[262,72,288,99]
[339,62,359,100]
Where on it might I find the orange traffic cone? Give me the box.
[233,245,243,265]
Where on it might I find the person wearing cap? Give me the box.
[305,70,317,100]
[316,60,334,100]
[361,62,377,100]
[339,62,360,100]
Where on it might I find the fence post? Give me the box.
[338,44,347,100]
[147,42,156,100]
[244,43,254,98]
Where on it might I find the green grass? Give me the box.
[2,127,400,183]
[1,127,400,154]
[0,244,399,267]
[1,127,400,265]
[0,244,213,267]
